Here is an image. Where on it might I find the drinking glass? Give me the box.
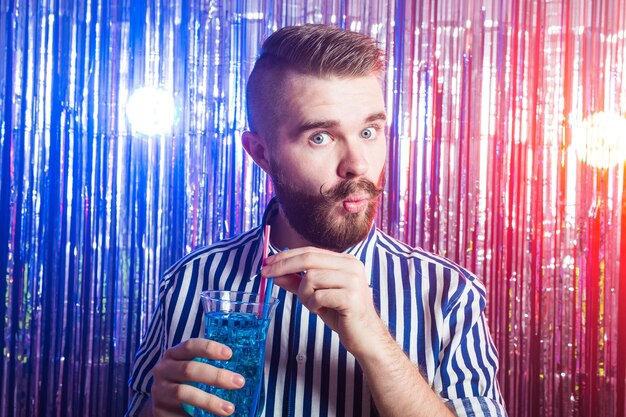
[191,290,279,417]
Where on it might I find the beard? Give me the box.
[269,162,384,252]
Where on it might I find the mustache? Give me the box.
[320,178,383,202]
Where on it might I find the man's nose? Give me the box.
[337,141,368,178]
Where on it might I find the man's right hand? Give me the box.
[143,338,246,417]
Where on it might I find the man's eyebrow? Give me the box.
[292,120,339,137]
[292,112,387,137]
[365,112,387,123]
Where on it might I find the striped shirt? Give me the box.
[126,199,507,416]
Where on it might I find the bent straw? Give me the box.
[258,225,271,316]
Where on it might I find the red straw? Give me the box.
[258,225,271,309]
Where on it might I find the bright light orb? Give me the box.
[125,86,176,136]
[571,111,626,169]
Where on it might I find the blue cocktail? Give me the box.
[193,291,278,417]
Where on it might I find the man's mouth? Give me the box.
[341,195,370,213]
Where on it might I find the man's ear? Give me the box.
[241,131,271,173]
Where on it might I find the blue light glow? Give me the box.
[125,86,176,135]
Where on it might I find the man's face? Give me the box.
[267,73,387,251]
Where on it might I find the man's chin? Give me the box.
[306,215,372,251]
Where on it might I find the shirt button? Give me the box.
[296,352,306,363]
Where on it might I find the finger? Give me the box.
[262,248,360,277]
[264,246,341,268]
[273,273,302,293]
[152,381,236,416]
[300,269,347,290]
[295,270,332,304]
[308,265,376,302]
[274,268,348,295]
[285,270,352,315]
[165,338,232,362]
[297,273,352,312]
[158,359,246,389]
[307,287,354,312]
[296,272,316,307]
[303,288,335,314]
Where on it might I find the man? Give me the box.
[127,24,507,417]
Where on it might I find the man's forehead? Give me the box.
[278,73,385,117]
[282,70,383,91]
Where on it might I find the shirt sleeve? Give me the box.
[125,392,149,417]
[124,284,168,417]
[435,272,508,417]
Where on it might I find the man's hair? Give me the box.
[246,24,385,139]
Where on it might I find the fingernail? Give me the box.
[221,346,232,358]
[233,374,245,387]
[222,402,235,413]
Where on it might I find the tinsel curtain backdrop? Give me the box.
[0,0,624,416]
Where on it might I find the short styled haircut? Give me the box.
[246,24,385,139]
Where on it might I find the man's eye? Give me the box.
[310,132,331,145]
[360,127,378,140]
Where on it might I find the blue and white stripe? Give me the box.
[126,200,507,417]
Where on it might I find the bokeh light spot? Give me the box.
[571,111,626,169]
[125,86,176,136]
